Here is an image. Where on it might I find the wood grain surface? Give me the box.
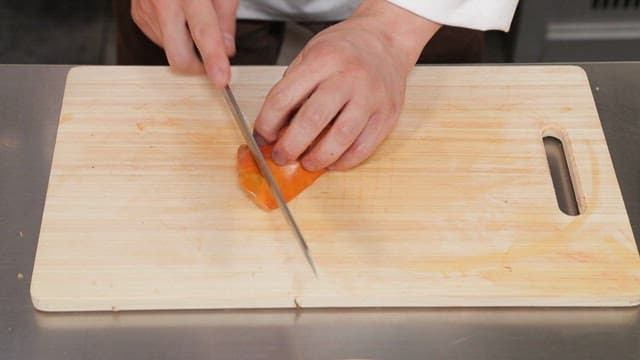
[31,66,640,311]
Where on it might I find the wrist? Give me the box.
[351,0,441,71]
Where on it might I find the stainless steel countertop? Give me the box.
[1,64,639,360]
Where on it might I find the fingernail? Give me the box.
[301,158,316,171]
[271,149,286,166]
[253,130,268,146]
[223,33,236,55]
[211,66,228,87]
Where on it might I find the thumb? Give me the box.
[212,0,239,56]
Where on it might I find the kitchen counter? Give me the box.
[1,63,639,360]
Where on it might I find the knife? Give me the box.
[222,85,318,277]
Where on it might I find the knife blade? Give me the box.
[222,85,318,277]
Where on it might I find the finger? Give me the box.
[254,61,333,143]
[283,52,303,75]
[184,0,230,87]
[330,111,398,170]
[130,0,163,46]
[157,2,204,74]
[212,0,239,56]
[271,79,352,165]
[252,129,268,147]
[300,100,371,171]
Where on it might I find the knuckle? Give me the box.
[152,0,171,16]
[299,109,326,130]
[199,50,220,69]
[346,66,368,80]
[311,43,334,60]
[166,51,194,72]
[266,87,292,112]
[130,1,146,26]
[130,6,140,22]
[131,14,143,28]
[191,24,212,45]
[304,43,338,70]
[340,55,364,71]
[332,121,358,146]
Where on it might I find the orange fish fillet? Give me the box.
[237,144,326,210]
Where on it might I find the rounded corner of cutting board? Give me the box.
[628,287,640,307]
[29,269,65,312]
[65,65,92,81]
[558,65,590,83]
[29,282,53,312]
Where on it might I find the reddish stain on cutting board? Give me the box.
[237,144,325,210]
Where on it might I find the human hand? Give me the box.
[253,0,440,170]
[131,0,238,87]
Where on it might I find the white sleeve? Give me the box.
[385,0,519,32]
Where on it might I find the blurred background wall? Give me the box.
[1,0,639,65]
[0,1,117,65]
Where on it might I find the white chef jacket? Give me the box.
[237,0,519,32]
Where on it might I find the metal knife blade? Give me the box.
[222,85,318,277]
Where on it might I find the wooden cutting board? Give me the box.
[31,66,640,311]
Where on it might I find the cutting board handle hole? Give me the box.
[543,135,581,216]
